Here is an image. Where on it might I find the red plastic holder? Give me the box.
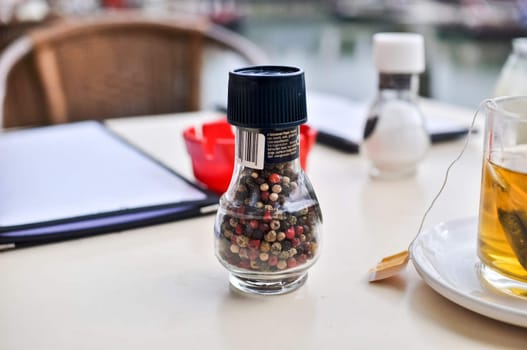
[183,119,317,194]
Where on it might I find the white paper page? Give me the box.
[0,121,206,228]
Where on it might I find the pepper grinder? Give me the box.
[214,66,323,296]
[362,33,430,179]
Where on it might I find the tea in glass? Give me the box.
[478,97,527,297]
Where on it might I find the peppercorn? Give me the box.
[281,240,292,251]
[260,241,271,252]
[249,220,259,230]
[269,173,281,184]
[252,230,264,240]
[277,260,287,270]
[268,255,278,266]
[259,223,269,232]
[259,252,269,262]
[297,254,308,264]
[228,255,241,266]
[270,220,281,230]
[287,257,297,268]
[265,231,277,242]
[286,227,295,240]
[263,211,272,222]
[236,235,248,248]
[248,239,260,250]
[229,218,238,228]
[271,242,282,255]
[291,237,301,248]
[272,184,282,193]
[276,231,286,241]
[230,244,240,254]
[279,251,290,260]
[295,225,304,236]
[224,230,234,239]
[269,193,279,202]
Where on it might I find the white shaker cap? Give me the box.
[373,33,425,74]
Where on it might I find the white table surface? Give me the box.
[2,100,527,349]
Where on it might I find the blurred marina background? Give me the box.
[1,0,525,108]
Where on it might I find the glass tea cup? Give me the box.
[478,96,527,297]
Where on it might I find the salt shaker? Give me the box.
[362,33,430,179]
[214,66,323,295]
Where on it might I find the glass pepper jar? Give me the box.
[362,33,430,179]
[214,66,323,295]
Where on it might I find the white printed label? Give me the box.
[236,128,265,169]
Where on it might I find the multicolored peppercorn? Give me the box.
[215,163,321,272]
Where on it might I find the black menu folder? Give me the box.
[0,121,219,247]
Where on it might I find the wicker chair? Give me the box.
[0,13,269,128]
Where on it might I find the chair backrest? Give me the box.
[0,13,269,128]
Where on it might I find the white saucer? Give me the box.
[410,217,527,328]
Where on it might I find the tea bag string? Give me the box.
[409,98,495,251]
[368,99,495,282]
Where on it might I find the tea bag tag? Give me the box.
[367,99,489,283]
[368,250,409,282]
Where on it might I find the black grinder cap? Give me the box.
[227,66,308,129]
